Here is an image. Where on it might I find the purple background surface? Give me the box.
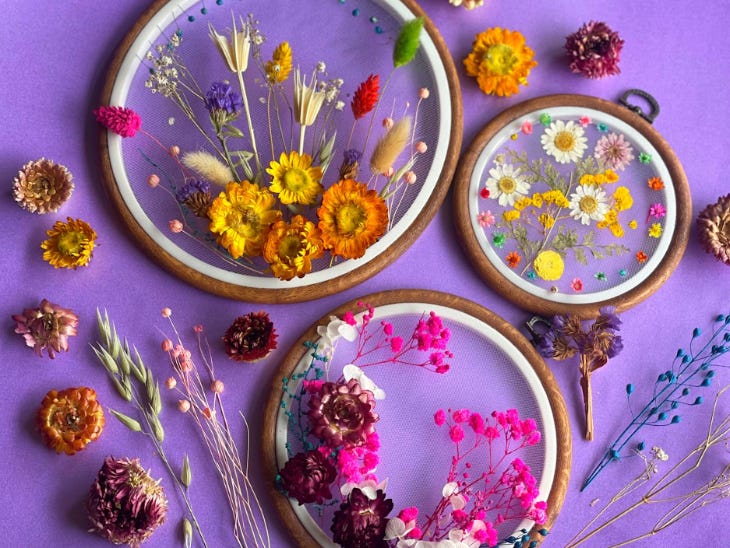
[2,1,728,546]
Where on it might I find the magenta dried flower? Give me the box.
[12,298,79,358]
[93,105,142,138]
[698,194,730,265]
[87,456,167,547]
[223,311,278,361]
[565,21,624,79]
[308,379,379,448]
[330,487,393,548]
[279,449,337,505]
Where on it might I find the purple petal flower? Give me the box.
[204,82,242,114]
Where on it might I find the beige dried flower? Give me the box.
[12,158,74,213]
[370,116,411,175]
[209,15,251,74]
[698,194,730,265]
[181,150,233,187]
[293,69,326,127]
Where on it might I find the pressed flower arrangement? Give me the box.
[453,94,692,316]
[97,0,461,302]
[263,291,571,547]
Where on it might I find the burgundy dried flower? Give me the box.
[308,379,379,448]
[93,105,142,137]
[223,311,278,361]
[87,456,167,547]
[565,21,624,79]
[279,449,337,505]
[12,298,79,358]
[12,158,74,214]
[698,194,730,265]
[330,487,393,548]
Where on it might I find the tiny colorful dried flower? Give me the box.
[12,298,79,358]
[36,386,105,454]
[648,177,665,191]
[223,311,278,361]
[533,250,564,281]
[565,21,624,79]
[93,105,142,137]
[12,158,74,214]
[463,27,537,97]
[41,217,97,269]
[648,222,663,238]
[87,456,168,547]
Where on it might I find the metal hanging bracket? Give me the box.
[618,89,660,124]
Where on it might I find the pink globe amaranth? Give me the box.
[279,449,337,505]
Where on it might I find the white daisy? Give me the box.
[541,120,588,164]
[569,184,610,225]
[484,163,530,207]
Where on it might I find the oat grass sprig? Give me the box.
[93,308,208,548]
[567,385,730,547]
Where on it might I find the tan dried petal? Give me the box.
[12,158,74,214]
[698,194,730,265]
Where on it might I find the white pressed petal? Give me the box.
[442,481,458,497]
[385,517,407,540]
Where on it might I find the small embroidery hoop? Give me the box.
[453,93,691,318]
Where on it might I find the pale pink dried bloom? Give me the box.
[698,194,730,265]
[12,299,78,358]
[12,158,74,214]
[594,132,634,171]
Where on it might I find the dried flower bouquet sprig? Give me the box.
[566,385,730,547]
[580,313,730,490]
[93,309,208,548]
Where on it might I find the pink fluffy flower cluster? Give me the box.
[386,407,548,546]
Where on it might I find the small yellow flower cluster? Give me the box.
[502,190,568,230]
[596,186,633,238]
[579,169,619,186]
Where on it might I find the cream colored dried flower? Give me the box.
[293,69,326,127]
[209,16,250,74]
[697,194,730,265]
[12,158,74,213]
[181,150,233,187]
[370,116,411,175]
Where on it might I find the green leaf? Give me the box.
[181,454,192,488]
[573,247,588,265]
[393,17,424,68]
[110,409,141,432]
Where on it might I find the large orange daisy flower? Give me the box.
[463,27,537,97]
[263,215,325,280]
[317,179,388,260]
[207,181,281,259]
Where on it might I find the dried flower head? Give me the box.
[12,298,79,358]
[87,456,168,547]
[209,16,251,74]
[279,448,337,505]
[565,21,624,79]
[331,487,393,547]
[41,217,97,269]
[12,158,74,214]
[698,194,730,265]
[294,69,326,127]
[223,311,278,361]
[265,41,293,84]
[93,105,142,137]
[351,74,380,120]
[36,387,105,454]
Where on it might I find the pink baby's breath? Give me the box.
[434,409,446,426]
[449,424,465,443]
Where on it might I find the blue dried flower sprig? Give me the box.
[581,314,730,490]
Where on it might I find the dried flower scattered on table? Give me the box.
[223,311,278,361]
[463,27,537,97]
[93,105,142,137]
[698,194,730,265]
[12,298,78,358]
[87,456,167,547]
[41,217,97,269]
[12,158,74,214]
[449,0,485,10]
[565,21,624,79]
[36,387,104,454]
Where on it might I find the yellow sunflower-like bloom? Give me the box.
[208,181,282,259]
[463,27,537,97]
[317,179,389,260]
[265,41,293,84]
[263,215,325,280]
[266,150,323,205]
[41,217,97,269]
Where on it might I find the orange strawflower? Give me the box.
[263,215,325,280]
[37,387,105,455]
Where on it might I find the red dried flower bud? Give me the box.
[223,311,278,361]
[351,74,380,120]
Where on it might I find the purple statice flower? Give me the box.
[343,149,363,165]
[175,179,211,203]
[204,82,242,114]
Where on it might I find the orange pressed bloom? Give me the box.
[37,387,105,455]
[636,251,648,263]
[648,177,665,191]
[506,251,521,268]
[263,215,325,280]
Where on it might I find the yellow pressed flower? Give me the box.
[628,219,638,229]
[463,27,537,97]
[266,150,323,205]
[609,222,625,238]
[530,193,543,208]
[580,173,595,186]
[317,179,388,259]
[593,172,607,184]
[265,41,293,84]
[207,181,282,259]
[649,223,663,238]
[538,213,555,229]
[513,197,532,211]
[613,186,633,211]
[604,169,619,183]
[553,191,570,208]
[263,215,324,280]
[597,209,618,229]
[533,250,564,281]
[41,217,97,269]
[208,16,251,74]
[503,210,520,222]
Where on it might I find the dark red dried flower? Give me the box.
[307,379,379,448]
[87,456,167,547]
[565,21,624,79]
[351,74,380,120]
[93,105,142,138]
[223,311,278,361]
[279,449,337,505]
[330,487,393,548]
[12,298,79,358]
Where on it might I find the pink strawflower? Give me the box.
[593,132,634,171]
[93,105,142,137]
[565,21,624,79]
[12,298,79,358]
[647,202,667,221]
[478,210,495,228]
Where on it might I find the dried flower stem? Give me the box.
[580,354,594,440]
[567,385,730,547]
